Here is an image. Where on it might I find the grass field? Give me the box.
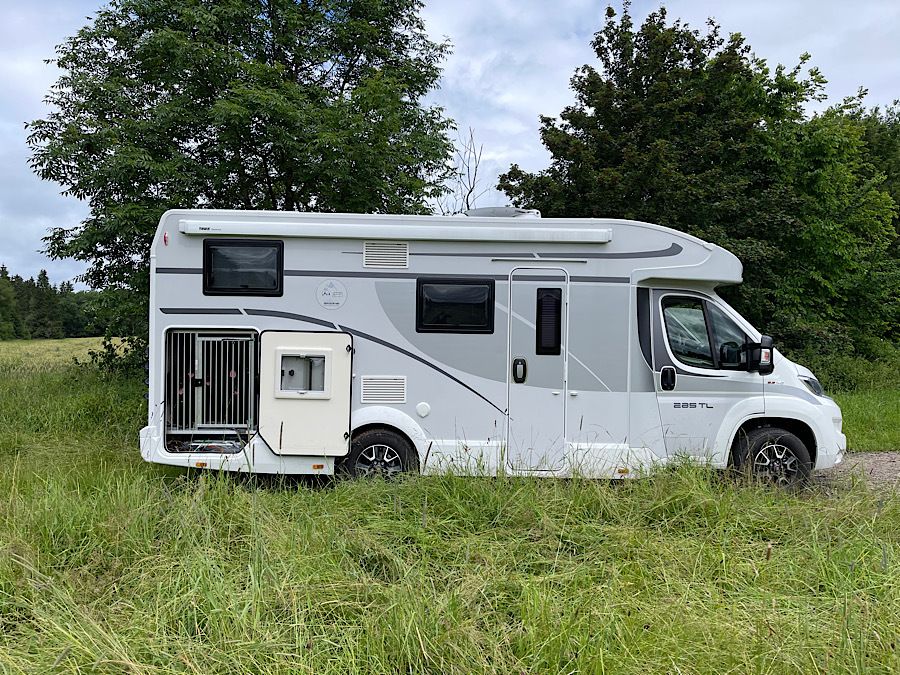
[1,339,899,673]
[835,389,900,453]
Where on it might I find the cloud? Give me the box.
[642,0,900,108]
[0,0,95,285]
[422,0,900,208]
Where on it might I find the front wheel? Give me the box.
[340,428,419,479]
[733,427,812,489]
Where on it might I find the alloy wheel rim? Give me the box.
[752,441,799,486]
[355,443,403,477]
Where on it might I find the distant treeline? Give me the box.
[0,265,109,340]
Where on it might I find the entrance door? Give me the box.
[258,331,353,456]
[651,291,763,458]
[506,268,568,470]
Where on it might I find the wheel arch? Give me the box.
[349,406,429,463]
[728,417,817,467]
[351,423,417,453]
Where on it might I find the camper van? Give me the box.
[140,208,845,486]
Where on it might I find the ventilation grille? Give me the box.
[363,241,409,268]
[360,376,407,404]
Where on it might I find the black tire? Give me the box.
[732,426,812,489]
[340,428,419,479]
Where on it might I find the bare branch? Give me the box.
[436,127,490,215]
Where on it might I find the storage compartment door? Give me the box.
[259,331,353,456]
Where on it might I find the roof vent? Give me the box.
[360,376,407,404]
[363,241,409,268]
[462,207,541,218]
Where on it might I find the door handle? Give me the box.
[512,357,527,383]
[660,366,676,391]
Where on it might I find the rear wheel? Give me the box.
[733,426,812,489]
[341,428,418,479]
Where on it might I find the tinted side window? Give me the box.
[535,288,562,355]
[203,240,283,296]
[416,278,494,333]
[707,303,748,369]
[661,297,714,368]
[636,287,651,367]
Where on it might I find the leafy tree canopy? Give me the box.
[499,4,897,356]
[28,0,454,355]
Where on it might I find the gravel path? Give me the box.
[816,451,900,488]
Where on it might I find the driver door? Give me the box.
[652,291,763,459]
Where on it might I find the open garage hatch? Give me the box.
[258,331,353,456]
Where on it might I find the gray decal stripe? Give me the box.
[767,384,822,405]
[543,243,683,259]
[156,267,628,284]
[512,275,566,282]
[286,269,512,281]
[160,307,242,315]
[409,251,539,258]
[337,324,507,415]
[286,269,433,279]
[244,308,336,329]
[571,276,629,284]
[344,251,537,258]
[157,267,202,274]
[385,243,682,259]
[508,273,628,283]
[286,270,628,283]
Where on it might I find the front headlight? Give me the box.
[799,376,825,397]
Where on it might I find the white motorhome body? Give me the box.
[140,209,846,480]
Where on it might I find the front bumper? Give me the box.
[814,398,846,470]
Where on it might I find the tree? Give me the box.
[0,266,21,340]
[28,0,454,364]
[57,281,88,338]
[855,103,900,344]
[25,270,65,339]
[0,266,107,341]
[499,4,897,356]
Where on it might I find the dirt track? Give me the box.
[816,451,900,488]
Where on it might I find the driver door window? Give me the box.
[661,297,714,368]
[707,303,748,369]
[661,296,749,370]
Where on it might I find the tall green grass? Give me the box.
[793,346,899,451]
[1,339,899,673]
[835,390,900,452]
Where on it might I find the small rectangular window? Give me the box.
[274,347,332,399]
[203,239,283,296]
[281,355,326,392]
[536,288,562,355]
[416,278,494,333]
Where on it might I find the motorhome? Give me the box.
[140,208,845,486]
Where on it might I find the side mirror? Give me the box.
[746,335,774,375]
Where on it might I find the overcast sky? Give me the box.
[1,0,898,285]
